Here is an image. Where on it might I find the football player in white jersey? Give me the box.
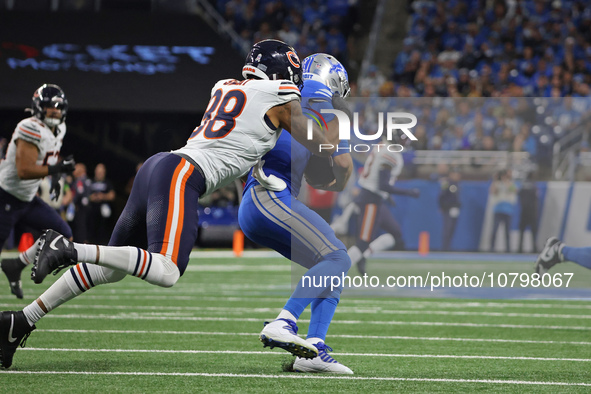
[0,40,341,369]
[347,142,420,275]
[0,84,75,300]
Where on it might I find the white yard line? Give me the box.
[38,328,591,346]
[39,314,591,330]
[3,295,589,311]
[3,302,588,319]
[0,370,589,387]
[17,347,591,362]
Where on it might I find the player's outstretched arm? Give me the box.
[267,101,338,157]
[15,139,75,180]
[378,166,419,197]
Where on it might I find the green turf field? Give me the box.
[1,253,590,392]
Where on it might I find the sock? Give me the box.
[76,245,180,288]
[283,298,314,320]
[22,302,44,327]
[306,337,324,345]
[74,243,98,264]
[363,233,395,258]
[277,309,298,322]
[562,246,591,269]
[306,297,339,341]
[284,250,351,317]
[18,241,41,266]
[23,263,126,325]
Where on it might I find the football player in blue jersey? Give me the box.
[239,53,354,374]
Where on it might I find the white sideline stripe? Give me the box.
[18,348,591,362]
[0,370,589,387]
[3,294,589,311]
[4,303,590,319]
[42,314,591,330]
[38,329,591,346]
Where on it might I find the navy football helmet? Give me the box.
[31,84,68,127]
[242,39,303,90]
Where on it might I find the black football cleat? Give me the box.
[1,258,26,299]
[0,311,35,369]
[356,256,367,276]
[32,229,77,284]
[535,237,564,275]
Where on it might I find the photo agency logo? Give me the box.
[306,109,418,153]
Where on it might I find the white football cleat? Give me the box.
[293,342,353,374]
[259,319,318,359]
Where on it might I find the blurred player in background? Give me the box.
[0,39,340,369]
[239,53,354,373]
[347,140,420,275]
[0,84,75,300]
[535,237,591,274]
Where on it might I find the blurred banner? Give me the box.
[0,12,244,112]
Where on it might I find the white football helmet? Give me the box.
[302,53,350,98]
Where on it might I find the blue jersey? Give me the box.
[244,80,343,197]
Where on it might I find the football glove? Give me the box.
[49,176,61,201]
[48,155,75,175]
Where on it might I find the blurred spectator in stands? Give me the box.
[439,167,461,251]
[518,172,539,253]
[409,124,428,150]
[496,127,515,152]
[482,135,497,151]
[278,21,299,47]
[253,21,275,43]
[69,163,92,243]
[88,163,116,244]
[489,169,517,253]
[359,65,386,97]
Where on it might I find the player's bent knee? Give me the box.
[325,249,352,274]
[144,254,180,288]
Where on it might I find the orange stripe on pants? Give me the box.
[160,159,194,265]
[171,165,194,263]
[360,204,377,242]
[160,160,186,256]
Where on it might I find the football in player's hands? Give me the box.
[304,155,336,188]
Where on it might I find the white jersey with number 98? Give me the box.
[174,78,301,196]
